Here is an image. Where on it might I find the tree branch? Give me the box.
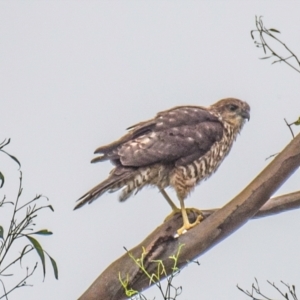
[78,133,300,300]
[201,190,300,220]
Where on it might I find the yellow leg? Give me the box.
[176,197,203,236]
[159,188,179,211]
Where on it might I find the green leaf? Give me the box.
[26,235,46,278]
[0,139,10,150]
[20,244,33,264]
[0,226,4,239]
[294,117,300,125]
[0,172,4,188]
[269,28,280,33]
[31,229,53,236]
[45,252,59,280]
[47,205,54,212]
[0,148,21,168]
[4,152,21,168]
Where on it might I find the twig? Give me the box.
[0,247,34,275]
[0,264,37,299]
[251,16,300,73]
[238,279,298,300]
[284,118,295,138]
[0,281,8,300]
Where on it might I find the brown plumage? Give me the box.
[75,98,250,235]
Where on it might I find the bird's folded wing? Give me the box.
[119,121,223,167]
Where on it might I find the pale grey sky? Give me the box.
[1,2,300,300]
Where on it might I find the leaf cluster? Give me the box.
[0,139,58,299]
[119,244,186,300]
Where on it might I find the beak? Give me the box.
[241,110,250,121]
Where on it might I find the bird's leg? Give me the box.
[160,188,203,226]
[159,188,179,212]
[176,197,203,236]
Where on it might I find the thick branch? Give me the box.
[201,190,300,219]
[79,133,300,300]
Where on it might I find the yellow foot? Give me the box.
[175,214,203,237]
[164,207,203,222]
[186,207,203,216]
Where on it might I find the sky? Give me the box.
[1,2,300,300]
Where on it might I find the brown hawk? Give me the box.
[75,98,250,235]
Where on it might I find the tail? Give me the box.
[74,169,132,210]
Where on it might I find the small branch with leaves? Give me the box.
[0,139,58,299]
[251,16,300,73]
[251,17,300,158]
[119,244,185,300]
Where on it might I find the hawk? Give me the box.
[75,98,250,235]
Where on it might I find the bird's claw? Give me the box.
[174,214,203,238]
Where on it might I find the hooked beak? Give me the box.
[241,109,250,121]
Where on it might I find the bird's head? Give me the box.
[211,98,250,128]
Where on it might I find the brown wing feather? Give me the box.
[92,106,223,167]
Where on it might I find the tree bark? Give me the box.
[78,133,300,300]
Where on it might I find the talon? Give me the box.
[176,215,202,236]
[196,214,203,223]
[161,189,204,236]
[175,197,204,237]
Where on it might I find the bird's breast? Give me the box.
[169,125,237,200]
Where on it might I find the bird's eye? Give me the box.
[228,104,238,112]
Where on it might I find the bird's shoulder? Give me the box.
[129,105,221,134]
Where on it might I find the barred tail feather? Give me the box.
[74,170,132,210]
[74,178,115,210]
